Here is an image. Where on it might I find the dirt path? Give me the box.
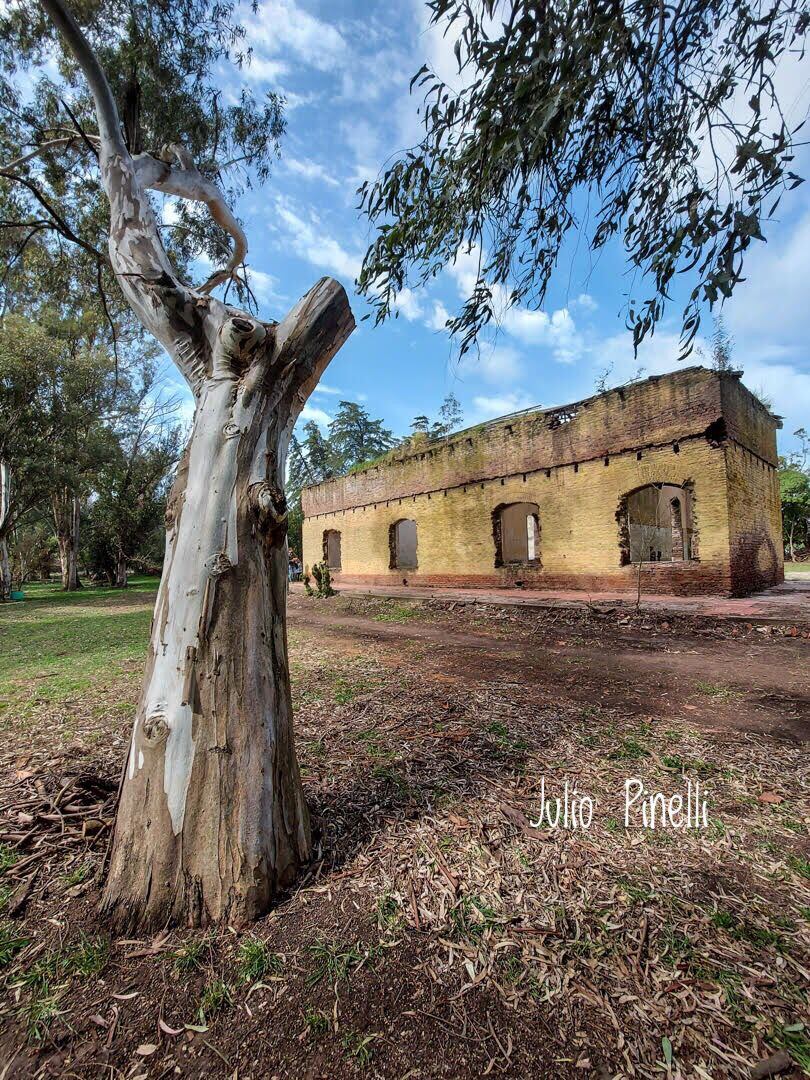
[289,595,810,742]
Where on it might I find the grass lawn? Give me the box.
[786,561,810,573]
[0,576,158,721]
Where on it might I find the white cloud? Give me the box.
[725,206,810,342]
[501,305,583,364]
[311,383,343,396]
[249,0,347,74]
[457,343,524,384]
[444,243,584,362]
[583,325,810,451]
[242,54,289,84]
[470,390,535,421]
[739,359,810,423]
[448,243,483,297]
[282,156,340,188]
[572,292,598,313]
[587,330,691,386]
[392,287,423,321]
[274,198,361,281]
[299,403,332,427]
[428,301,450,331]
[340,118,387,186]
[245,267,281,305]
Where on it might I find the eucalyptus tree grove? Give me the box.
[14,0,354,929]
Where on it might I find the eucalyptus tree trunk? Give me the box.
[53,489,81,591]
[0,540,10,601]
[114,546,127,588]
[40,0,354,930]
[0,460,10,600]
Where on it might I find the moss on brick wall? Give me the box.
[302,366,730,519]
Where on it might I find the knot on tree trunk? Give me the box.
[143,712,169,745]
[214,316,269,379]
[205,551,233,577]
[249,481,287,540]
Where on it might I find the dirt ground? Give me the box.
[0,590,808,1079]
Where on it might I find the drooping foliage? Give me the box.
[359,0,809,355]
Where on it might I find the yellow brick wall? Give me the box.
[303,440,734,594]
[724,443,784,594]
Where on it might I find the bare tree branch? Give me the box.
[134,145,247,293]
[1,133,96,172]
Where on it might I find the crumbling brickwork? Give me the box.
[302,368,783,598]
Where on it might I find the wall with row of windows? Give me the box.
[302,436,748,594]
[320,483,697,574]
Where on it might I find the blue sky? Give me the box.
[171,0,810,456]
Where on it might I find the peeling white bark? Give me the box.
[130,371,254,831]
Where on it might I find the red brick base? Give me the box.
[331,560,737,597]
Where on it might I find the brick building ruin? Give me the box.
[302,367,783,597]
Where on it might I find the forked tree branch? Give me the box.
[274,277,355,431]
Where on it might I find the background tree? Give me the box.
[8,518,55,587]
[299,420,336,482]
[359,0,808,355]
[286,422,334,557]
[23,0,354,932]
[328,401,397,468]
[431,392,463,438]
[780,462,810,560]
[286,405,397,554]
[82,400,181,587]
[411,393,464,440]
[0,315,121,595]
[44,323,134,591]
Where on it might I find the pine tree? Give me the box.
[328,402,396,469]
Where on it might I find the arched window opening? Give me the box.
[624,484,693,563]
[493,503,541,567]
[389,519,418,570]
[323,529,341,570]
